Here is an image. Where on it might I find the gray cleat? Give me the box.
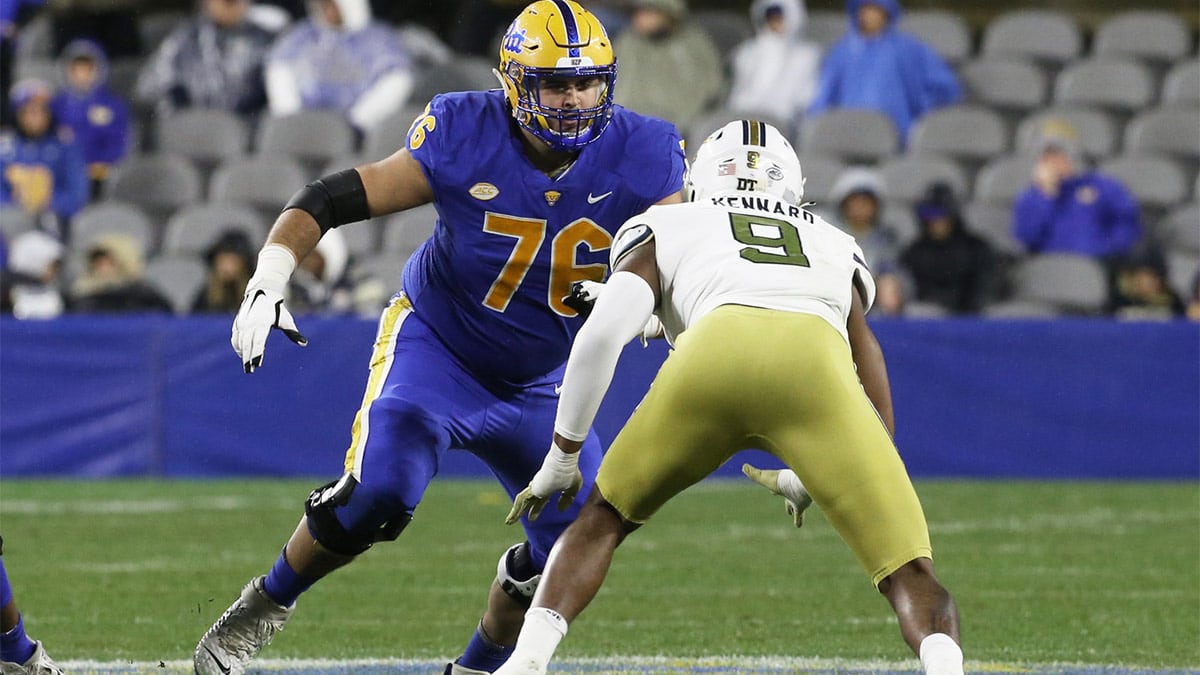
[194,576,294,675]
[0,641,64,675]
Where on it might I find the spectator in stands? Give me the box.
[0,229,66,319]
[51,39,130,199]
[0,79,89,237]
[1108,250,1184,321]
[807,0,960,141]
[612,0,724,133]
[727,0,820,134]
[265,0,415,135]
[191,228,257,314]
[285,227,385,316]
[900,182,997,315]
[136,0,275,120]
[0,0,46,128]
[1012,118,1142,265]
[70,233,173,313]
[828,166,905,315]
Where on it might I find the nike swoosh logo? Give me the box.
[248,289,266,310]
[554,384,563,395]
[587,191,612,204]
[203,645,232,675]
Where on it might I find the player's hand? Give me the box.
[563,280,604,318]
[231,287,308,373]
[742,463,814,528]
[506,442,583,524]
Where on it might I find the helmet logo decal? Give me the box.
[767,166,784,181]
[747,151,760,169]
[718,162,737,176]
[469,182,500,201]
[503,28,529,54]
[544,190,562,206]
[736,178,758,191]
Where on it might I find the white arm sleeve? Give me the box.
[554,271,656,441]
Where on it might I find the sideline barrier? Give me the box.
[1,316,1196,479]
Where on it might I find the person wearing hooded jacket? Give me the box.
[265,0,414,134]
[51,39,130,197]
[727,0,820,133]
[900,182,997,315]
[807,0,960,142]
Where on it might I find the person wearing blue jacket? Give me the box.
[1012,119,1142,261]
[0,79,88,236]
[51,39,130,198]
[807,0,960,142]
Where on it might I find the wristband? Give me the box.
[248,244,297,295]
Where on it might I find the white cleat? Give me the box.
[492,656,547,675]
[742,464,814,528]
[194,576,294,675]
[0,641,64,675]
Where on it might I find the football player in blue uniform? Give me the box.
[192,2,685,674]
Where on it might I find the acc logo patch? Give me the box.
[469,182,500,200]
[544,190,562,206]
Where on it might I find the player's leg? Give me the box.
[195,297,466,675]
[878,558,962,674]
[0,551,63,674]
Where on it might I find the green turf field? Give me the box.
[0,478,1197,672]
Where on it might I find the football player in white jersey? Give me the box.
[495,120,965,675]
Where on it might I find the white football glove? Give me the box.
[231,245,307,373]
[506,442,583,524]
[742,463,814,528]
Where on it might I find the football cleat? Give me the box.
[742,464,814,528]
[444,662,492,675]
[193,576,294,675]
[0,641,64,675]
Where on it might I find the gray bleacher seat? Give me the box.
[982,299,1062,319]
[799,108,898,163]
[0,206,37,241]
[381,203,438,258]
[339,219,382,260]
[70,201,155,257]
[882,201,919,247]
[974,155,1036,206]
[693,9,754,62]
[1124,107,1200,165]
[256,110,358,170]
[1162,60,1200,105]
[13,57,59,86]
[208,155,310,218]
[1092,11,1191,65]
[138,11,189,53]
[160,202,267,257]
[1098,154,1189,214]
[1015,107,1120,160]
[106,58,142,103]
[898,10,973,64]
[981,10,1083,67]
[796,153,846,207]
[1161,202,1200,255]
[362,104,425,161]
[143,254,207,315]
[103,153,204,225]
[687,108,793,154]
[156,108,250,170]
[878,154,969,204]
[907,104,1010,166]
[1009,253,1109,315]
[409,55,498,104]
[959,58,1048,113]
[1053,58,1155,115]
[964,200,1024,257]
[805,10,846,48]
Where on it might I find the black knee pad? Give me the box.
[496,541,541,607]
[305,473,412,556]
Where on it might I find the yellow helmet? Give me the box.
[497,0,617,151]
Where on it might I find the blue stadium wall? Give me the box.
[1,316,1196,480]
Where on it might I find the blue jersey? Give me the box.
[401,90,685,385]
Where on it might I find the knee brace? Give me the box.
[495,541,541,607]
[305,473,412,556]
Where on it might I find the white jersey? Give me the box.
[610,190,875,344]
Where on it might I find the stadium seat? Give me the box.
[1092,11,1191,65]
[982,298,1062,318]
[69,200,155,257]
[898,10,973,64]
[1009,253,1109,315]
[805,9,846,48]
[362,104,425,161]
[964,200,1024,257]
[255,110,358,170]
[381,203,437,258]
[799,108,898,163]
[1164,250,1199,300]
[974,155,1036,206]
[1098,154,1189,214]
[13,57,58,86]
[794,153,845,206]
[156,109,250,170]
[1015,107,1120,160]
[1161,202,1200,255]
[339,219,382,259]
[143,254,207,315]
[881,200,919,246]
[878,154,969,204]
[103,153,204,224]
[1053,58,1155,115]
[1161,60,1200,105]
[208,155,309,219]
[138,11,189,53]
[687,107,793,153]
[980,10,1083,67]
[161,202,267,257]
[408,55,498,104]
[0,206,37,241]
[907,105,1009,166]
[959,58,1048,114]
[106,57,142,103]
[1125,107,1200,165]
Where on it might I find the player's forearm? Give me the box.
[264,208,322,263]
[851,334,895,437]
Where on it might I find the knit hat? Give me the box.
[1034,117,1082,160]
[8,78,53,109]
[8,230,64,278]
